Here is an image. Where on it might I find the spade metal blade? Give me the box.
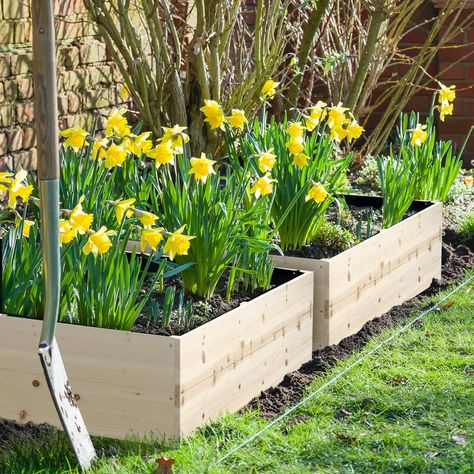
[39,340,96,470]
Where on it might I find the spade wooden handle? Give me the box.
[32,1,59,180]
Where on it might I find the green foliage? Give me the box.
[1,223,75,321]
[313,219,356,253]
[377,149,417,229]
[235,115,352,252]
[397,111,468,202]
[152,154,278,299]
[460,212,474,241]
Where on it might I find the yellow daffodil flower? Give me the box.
[464,175,473,187]
[250,173,275,199]
[189,153,216,183]
[163,225,195,261]
[112,198,136,224]
[286,137,305,155]
[305,101,327,131]
[161,125,190,153]
[59,219,76,245]
[119,82,131,101]
[7,169,33,209]
[346,121,364,143]
[327,102,349,129]
[91,138,108,160]
[60,127,88,151]
[305,183,328,203]
[140,227,164,252]
[134,209,158,228]
[438,84,456,104]
[227,109,248,130]
[257,150,277,173]
[146,140,175,167]
[69,197,94,235]
[439,101,454,122]
[15,218,34,238]
[82,227,114,257]
[105,143,128,168]
[330,125,347,143]
[0,171,13,192]
[200,100,226,130]
[105,109,131,138]
[411,123,428,147]
[261,79,279,99]
[292,152,309,170]
[286,122,305,139]
[127,132,153,156]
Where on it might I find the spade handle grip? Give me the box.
[32,1,59,180]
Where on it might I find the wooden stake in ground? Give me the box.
[31,1,96,470]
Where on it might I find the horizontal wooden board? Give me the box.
[0,316,177,439]
[273,202,442,349]
[178,271,313,434]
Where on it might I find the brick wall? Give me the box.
[0,0,128,171]
[434,1,474,167]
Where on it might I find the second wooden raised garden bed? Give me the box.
[273,195,443,350]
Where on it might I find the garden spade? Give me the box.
[31,1,96,470]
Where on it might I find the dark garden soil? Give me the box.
[246,228,474,417]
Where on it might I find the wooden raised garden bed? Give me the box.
[273,195,443,350]
[0,269,313,439]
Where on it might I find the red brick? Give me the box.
[82,18,99,37]
[0,54,10,78]
[13,149,37,170]
[2,0,30,19]
[0,104,13,126]
[79,42,107,65]
[0,22,15,44]
[0,155,14,170]
[58,46,80,69]
[54,0,76,17]
[439,45,474,63]
[7,127,24,152]
[59,68,88,91]
[16,101,34,123]
[14,20,32,43]
[16,75,32,99]
[67,92,81,113]
[22,126,35,149]
[0,132,8,156]
[58,94,69,115]
[439,63,465,81]
[82,87,110,110]
[10,51,32,75]
[55,18,83,40]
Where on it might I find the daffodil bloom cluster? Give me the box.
[437,83,455,122]
[1,169,34,209]
[200,100,227,130]
[325,102,364,144]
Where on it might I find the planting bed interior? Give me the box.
[0,268,313,439]
[273,194,443,350]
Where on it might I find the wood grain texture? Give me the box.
[32,0,59,180]
[0,271,313,438]
[273,202,443,350]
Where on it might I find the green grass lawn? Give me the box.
[1,273,473,474]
